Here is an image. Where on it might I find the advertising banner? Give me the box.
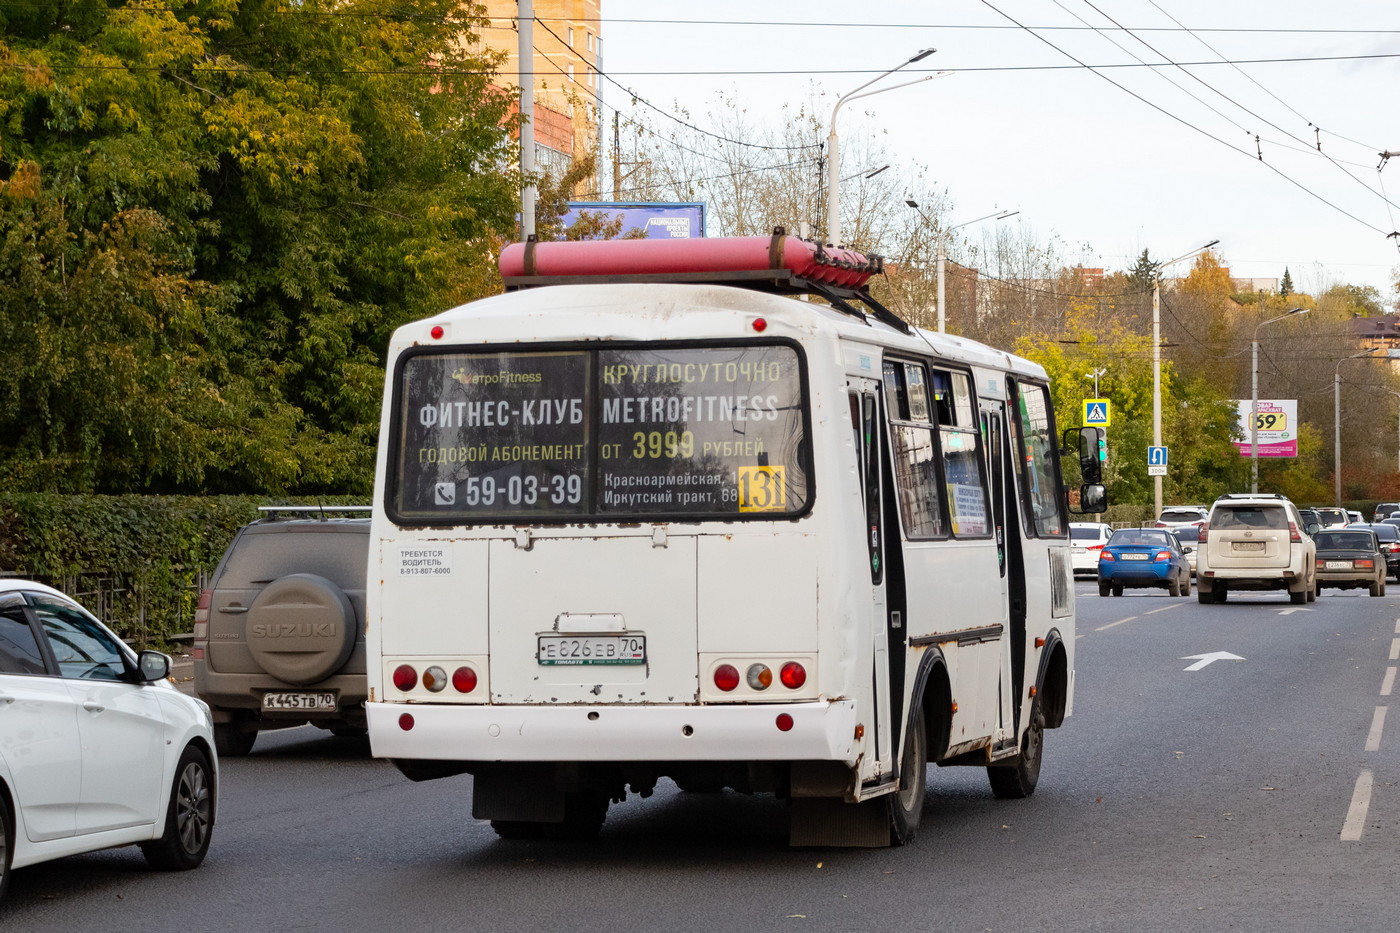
[1233,399,1297,458]
[561,202,706,239]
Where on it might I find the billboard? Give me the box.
[1233,399,1297,458]
[561,202,706,240]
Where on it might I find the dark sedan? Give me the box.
[1313,529,1386,596]
[1351,523,1400,581]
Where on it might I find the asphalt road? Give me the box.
[3,580,1397,931]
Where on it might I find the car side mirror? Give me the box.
[1182,545,1194,554]
[1305,522,1321,536]
[138,650,172,683]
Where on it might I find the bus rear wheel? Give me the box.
[988,699,1044,799]
[888,703,928,845]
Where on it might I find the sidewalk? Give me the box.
[169,653,195,696]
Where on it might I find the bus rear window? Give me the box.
[390,344,809,522]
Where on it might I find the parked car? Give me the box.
[1313,507,1349,530]
[1313,529,1387,596]
[1196,494,1318,604]
[0,580,216,904]
[1353,523,1400,580]
[1154,506,1208,530]
[1097,528,1192,597]
[1172,524,1201,576]
[1069,521,1114,576]
[194,505,369,756]
[1374,502,1400,522]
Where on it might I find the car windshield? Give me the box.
[1212,505,1288,530]
[1108,530,1170,547]
[1315,531,1374,550]
[1070,526,1105,541]
[1159,509,1203,522]
[1316,508,1347,524]
[1173,526,1200,543]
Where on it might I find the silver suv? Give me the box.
[193,506,369,755]
[1196,494,1318,604]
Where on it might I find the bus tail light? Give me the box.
[714,664,740,692]
[780,661,807,689]
[452,666,478,693]
[746,664,773,690]
[392,664,418,692]
[422,666,448,692]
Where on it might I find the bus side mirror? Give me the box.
[1078,483,1107,514]
[1078,426,1104,485]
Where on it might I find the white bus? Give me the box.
[365,234,1105,846]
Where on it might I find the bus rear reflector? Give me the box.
[775,714,794,732]
[399,713,414,731]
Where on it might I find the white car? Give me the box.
[0,580,217,904]
[1070,522,1114,576]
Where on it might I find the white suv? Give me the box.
[1196,494,1319,604]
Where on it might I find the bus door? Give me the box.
[983,403,1020,744]
[849,382,897,780]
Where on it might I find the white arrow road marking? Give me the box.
[1277,608,1315,616]
[1182,651,1246,671]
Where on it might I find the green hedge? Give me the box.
[0,495,364,650]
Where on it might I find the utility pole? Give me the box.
[517,0,536,239]
[612,112,621,201]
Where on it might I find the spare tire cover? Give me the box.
[246,573,357,685]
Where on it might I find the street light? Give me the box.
[1333,349,1387,507]
[1389,391,1400,475]
[826,49,944,248]
[1250,306,1308,493]
[1151,240,1220,517]
[1085,367,1106,397]
[906,201,1018,332]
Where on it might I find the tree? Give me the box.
[0,0,520,494]
[1281,267,1294,297]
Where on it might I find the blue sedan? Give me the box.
[1097,528,1193,597]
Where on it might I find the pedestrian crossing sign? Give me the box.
[1083,399,1111,427]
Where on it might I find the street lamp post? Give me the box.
[826,49,940,248]
[1334,349,1385,507]
[1085,367,1106,397]
[1151,240,1219,517]
[1250,306,1308,493]
[1389,392,1400,475]
[905,202,1017,332]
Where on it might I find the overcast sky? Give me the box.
[594,1,1400,302]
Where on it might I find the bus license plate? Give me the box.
[262,692,337,711]
[538,634,646,666]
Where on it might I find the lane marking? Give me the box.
[1383,667,1397,697]
[1365,706,1388,752]
[1340,770,1374,842]
[1144,604,1184,616]
[1391,638,1400,662]
[1394,618,1400,635]
[1095,616,1138,632]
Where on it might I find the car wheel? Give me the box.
[1290,587,1307,605]
[988,698,1044,799]
[1168,575,1181,597]
[141,745,215,871]
[1182,573,1192,597]
[0,793,12,906]
[1197,586,1213,604]
[541,791,610,841]
[1098,581,1110,597]
[214,721,257,757]
[1306,575,1317,602]
[888,702,928,845]
[1112,584,1124,597]
[490,820,544,840]
[1371,578,1384,597]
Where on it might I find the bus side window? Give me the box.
[851,391,883,585]
[935,370,990,538]
[883,361,946,538]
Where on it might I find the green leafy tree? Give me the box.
[0,0,519,494]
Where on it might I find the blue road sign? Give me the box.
[1084,399,1111,427]
[1148,446,1168,466]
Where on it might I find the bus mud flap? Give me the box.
[789,797,889,848]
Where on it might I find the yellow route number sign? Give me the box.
[738,465,787,512]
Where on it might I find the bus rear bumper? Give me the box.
[366,699,859,764]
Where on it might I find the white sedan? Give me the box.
[0,580,217,904]
[1070,522,1115,576]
